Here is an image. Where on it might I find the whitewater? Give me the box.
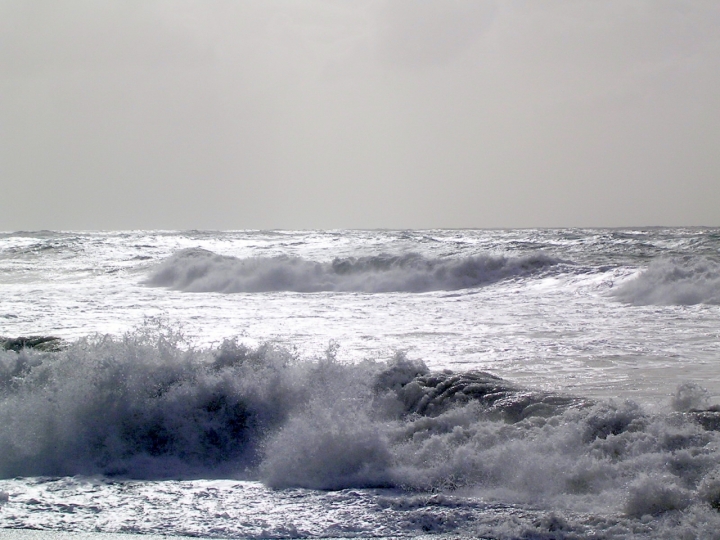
[1,228,720,539]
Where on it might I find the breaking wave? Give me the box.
[3,322,720,526]
[144,248,564,293]
[610,257,720,305]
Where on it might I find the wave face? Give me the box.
[610,257,720,305]
[4,323,720,523]
[144,248,564,293]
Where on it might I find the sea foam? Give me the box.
[144,249,563,293]
[3,322,720,521]
[610,257,720,305]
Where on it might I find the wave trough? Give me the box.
[144,249,563,293]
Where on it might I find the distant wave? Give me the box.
[145,248,564,293]
[610,257,720,305]
[3,322,720,519]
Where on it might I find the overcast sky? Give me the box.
[1,0,718,230]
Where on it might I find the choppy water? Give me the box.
[1,228,720,538]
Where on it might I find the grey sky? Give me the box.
[1,0,718,230]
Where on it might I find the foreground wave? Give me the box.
[145,248,564,293]
[3,324,720,526]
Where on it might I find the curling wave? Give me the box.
[4,323,720,519]
[144,248,564,293]
[610,257,720,305]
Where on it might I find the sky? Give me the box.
[1,0,719,230]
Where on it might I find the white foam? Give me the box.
[610,257,720,305]
[4,324,720,536]
[144,249,564,293]
[671,382,710,412]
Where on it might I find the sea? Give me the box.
[1,228,720,539]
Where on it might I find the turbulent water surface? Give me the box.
[1,228,720,539]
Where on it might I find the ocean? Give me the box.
[1,228,720,539]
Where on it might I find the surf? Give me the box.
[145,248,566,293]
[610,256,720,305]
[2,323,720,522]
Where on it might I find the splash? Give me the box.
[3,323,720,523]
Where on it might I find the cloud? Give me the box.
[378,0,497,67]
[0,1,213,76]
[0,0,718,229]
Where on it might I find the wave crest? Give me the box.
[145,249,563,293]
[4,322,720,519]
[610,257,720,305]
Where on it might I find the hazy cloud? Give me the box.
[0,1,212,75]
[378,0,496,67]
[1,0,718,229]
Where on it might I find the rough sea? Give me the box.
[1,228,720,539]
